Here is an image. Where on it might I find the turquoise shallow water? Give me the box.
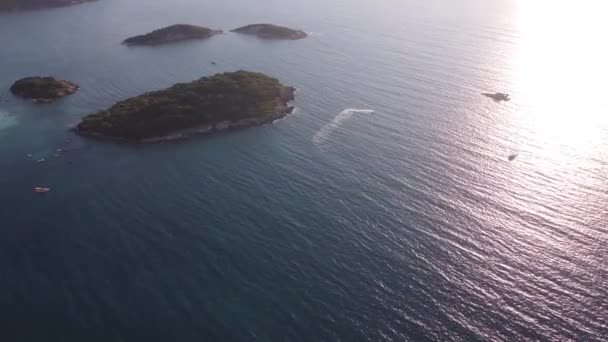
[0,0,607,340]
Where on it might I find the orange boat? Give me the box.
[34,187,51,193]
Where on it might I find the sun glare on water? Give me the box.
[510,0,608,149]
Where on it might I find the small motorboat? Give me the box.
[34,187,51,193]
[508,153,518,161]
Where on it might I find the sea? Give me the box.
[0,0,607,340]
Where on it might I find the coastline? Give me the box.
[74,106,295,143]
[0,0,97,12]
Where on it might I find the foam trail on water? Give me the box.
[0,111,18,132]
[313,109,374,144]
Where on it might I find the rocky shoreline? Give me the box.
[77,106,295,143]
[143,108,294,143]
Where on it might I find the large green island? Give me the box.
[0,0,96,11]
[76,71,296,142]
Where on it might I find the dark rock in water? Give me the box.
[231,24,307,40]
[10,77,79,103]
[482,92,511,101]
[123,24,222,46]
[76,70,297,142]
[0,0,96,11]
[508,153,518,161]
[33,98,55,104]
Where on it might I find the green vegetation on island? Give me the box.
[76,71,296,141]
[231,24,307,40]
[0,0,96,11]
[10,77,79,103]
[123,24,222,46]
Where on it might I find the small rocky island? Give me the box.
[76,71,296,142]
[0,0,96,11]
[10,77,79,103]
[231,24,307,40]
[482,92,511,101]
[123,24,222,46]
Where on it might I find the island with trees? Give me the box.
[231,24,307,40]
[123,24,222,46]
[76,71,296,142]
[10,77,79,103]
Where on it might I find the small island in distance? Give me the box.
[0,0,96,11]
[76,71,296,142]
[231,24,307,40]
[10,77,79,104]
[123,24,222,46]
[482,92,511,102]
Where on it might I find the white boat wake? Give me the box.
[0,111,18,131]
[313,109,374,144]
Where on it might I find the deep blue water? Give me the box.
[1,0,607,340]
